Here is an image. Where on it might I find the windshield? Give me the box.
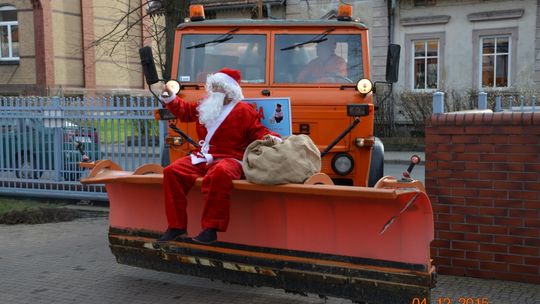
[178,34,266,84]
[274,34,363,84]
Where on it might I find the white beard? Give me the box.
[198,92,225,127]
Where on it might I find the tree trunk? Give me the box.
[162,1,189,80]
[257,0,263,19]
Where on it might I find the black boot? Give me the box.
[193,228,217,244]
[157,228,187,242]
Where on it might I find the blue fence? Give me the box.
[0,96,163,201]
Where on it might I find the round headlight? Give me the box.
[331,153,354,176]
[356,78,373,94]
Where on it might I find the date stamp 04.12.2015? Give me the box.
[412,298,489,304]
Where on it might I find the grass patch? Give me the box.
[0,197,82,225]
[96,120,134,144]
[86,119,159,144]
[68,117,159,145]
[0,198,56,214]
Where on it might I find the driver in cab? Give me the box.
[297,40,347,83]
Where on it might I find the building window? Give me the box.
[0,5,18,62]
[413,40,439,90]
[472,28,517,90]
[480,36,509,88]
[405,33,445,91]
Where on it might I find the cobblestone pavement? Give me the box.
[1,217,539,304]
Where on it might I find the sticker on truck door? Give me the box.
[244,98,292,137]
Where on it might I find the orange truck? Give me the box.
[159,6,390,187]
[82,4,436,303]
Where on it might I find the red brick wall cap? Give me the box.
[429,112,540,126]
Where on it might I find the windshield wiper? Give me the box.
[186,28,239,49]
[280,28,335,51]
[186,36,233,49]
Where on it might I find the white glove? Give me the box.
[264,134,283,145]
[159,85,176,104]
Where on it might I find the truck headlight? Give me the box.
[356,78,373,94]
[165,136,184,146]
[332,153,354,175]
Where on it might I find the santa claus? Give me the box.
[273,103,284,123]
[157,68,281,244]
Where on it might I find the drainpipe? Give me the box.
[266,3,273,19]
[387,0,397,129]
[388,0,396,44]
[387,0,396,94]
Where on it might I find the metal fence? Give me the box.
[433,92,538,114]
[0,96,163,201]
[494,95,537,112]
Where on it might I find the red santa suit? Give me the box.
[160,69,280,233]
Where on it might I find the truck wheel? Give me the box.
[368,137,384,187]
[15,152,42,179]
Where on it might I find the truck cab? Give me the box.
[164,7,391,187]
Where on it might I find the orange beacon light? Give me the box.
[337,4,353,21]
[189,5,205,22]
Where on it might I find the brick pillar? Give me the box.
[33,0,55,91]
[81,0,96,92]
[426,112,540,283]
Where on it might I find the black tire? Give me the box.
[15,152,42,179]
[368,137,384,187]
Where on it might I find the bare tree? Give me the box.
[92,0,189,80]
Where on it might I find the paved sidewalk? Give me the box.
[1,217,539,304]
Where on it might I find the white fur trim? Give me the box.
[269,135,283,143]
[205,72,244,102]
[159,93,176,104]
[190,101,239,165]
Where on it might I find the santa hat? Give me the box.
[205,68,244,102]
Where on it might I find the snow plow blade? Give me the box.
[81,160,436,303]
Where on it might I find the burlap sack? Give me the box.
[242,135,321,184]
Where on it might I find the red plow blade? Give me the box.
[82,161,436,303]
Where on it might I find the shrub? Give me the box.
[0,207,82,225]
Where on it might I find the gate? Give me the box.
[0,96,163,201]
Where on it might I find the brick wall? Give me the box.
[425,112,540,283]
[33,0,55,87]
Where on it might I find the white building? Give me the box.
[394,0,539,95]
[285,0,539,95]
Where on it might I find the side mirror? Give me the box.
[139,46,160,85]
[385,44,401,83]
